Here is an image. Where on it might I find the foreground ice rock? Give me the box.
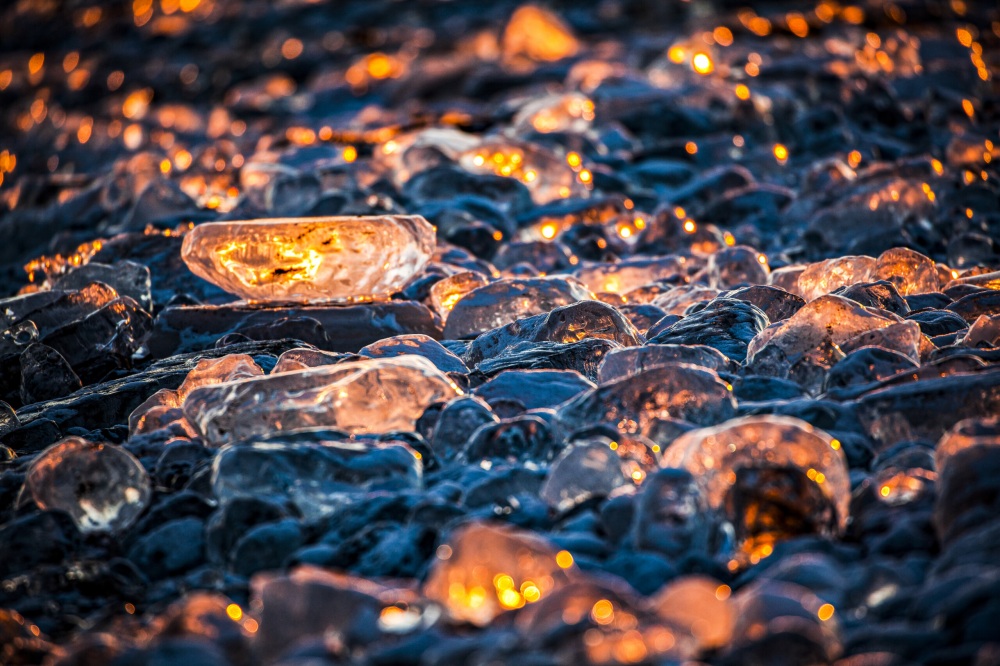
[180,216,435,303]
[423,522,574,626]
[183,355,463,446]
[661,415,850,563]
[25,436,151,533]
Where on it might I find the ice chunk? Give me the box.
[572,256,686,295]
[513,92,595,134]
[443,277,594,339]
[540,439,646,512]
[661,415,850,562]
[180,216,436,303]
[129,353,263,435]
[212,438,422,520]
[935,417,1000,475]
[253,567,433,662]
[502,5,579,63]
[796,256,876,302]
[651,576,735,651]
[423,522,573,626]
[597,344,732,385]
[429,271,490,321]
[747,294,897,376]
[875,247,940,296]
[25,437,151,533]
[557,363,737,436]
[184,355,463,446]
[632,468,711,559]
[516,578,700,663]
[359,334,468,374]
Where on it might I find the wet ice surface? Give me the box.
[1,0,1000,664]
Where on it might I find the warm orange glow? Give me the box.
[773,143,789,163]
[692,52,714,75]
[282,38,304,60]
[848,150,862,168]
[787,13,809,37]
[685,141,698,154]
[541,223,558,239]
[566,152,581,168]
[592,599,614,624]
[226,604,243,621]
[683,220,696,233]
[818,604,835,621]
[715,584,732,601]
[343,145,358,162]
[578,169,592,183]
[29,53,45,75]
[962,99,974,118]
[735,84,750,100]
[713,27,733,47]
[503,5,579,62]
[842,6,864,24]
[556,550,574,568]
[667,45,686,64]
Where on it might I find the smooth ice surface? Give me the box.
[184,355,463,445]
[180,215,435,303]
[25,437,151,533]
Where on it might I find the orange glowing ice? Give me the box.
[180,215,435,303]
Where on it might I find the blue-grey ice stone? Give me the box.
[212,438,422,521]
[646,298,769,363]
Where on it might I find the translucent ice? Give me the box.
[429,271,490,321]
[443,277,594,339]
[651,576,735,651]
[747,294,897,376]
[557,363,737,436]
[212,438,422,520]
[795,256,876,302]
[540,439,638,512]
[180,216,436,303]
[129,353,264,435]
[661,415,850,562]
[423,522,573,626]
[874,247,940,296]
[184,355,463,445]
[25,437,151,533]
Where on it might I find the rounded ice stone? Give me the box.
[180,215,436,303]
[25,436,151,533]
[661,415,850,557]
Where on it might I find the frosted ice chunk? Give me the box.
[184,355,462,446]
[423,522,573,626]
[180,216,435,303]
[25,437,151,533]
